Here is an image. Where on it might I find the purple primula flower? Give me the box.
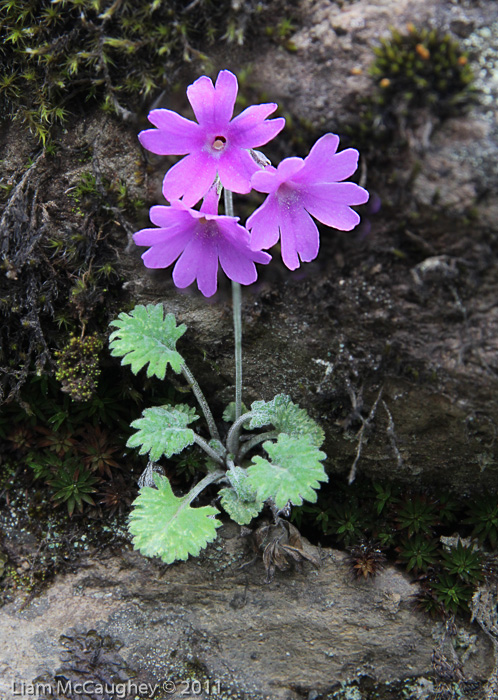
[138,70,285,207]
[133,188,271,298]
[247,133,369,270]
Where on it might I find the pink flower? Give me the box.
[247,134,369,270]
[133,189,271,298]
[139,70,285,207]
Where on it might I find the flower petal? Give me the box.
[133,224,186,247]
[218,219,271,262]
[251,158,304,194]
[171,238,199,290]
[279,203,319,270]
[275,157,305,184]
[303,183,368,230]
[251,166,278,194]
[229,103,285,148]
[246,194,281,251]
[186,75,215,125]
[162,152,217,206]
[139,110,202,155]
[199,185,221,216]
[316,205,360,231]
[325,149,362,181]
[148,204,191,228]
[298,133,339,171]
[217,147,259,194]
[278,207,299,270]
[216,221,270,285]
[140,227,193,269]
[218,243,257,285]
[294,134,361,184]
[172,234,219,297]
[187,70,237,128]
[133,227,159,246]
[195,238,220,297]
[307,182,369,206]
[214,70,238,124]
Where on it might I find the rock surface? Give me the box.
[0,528,493,699]
[241,0,498,225]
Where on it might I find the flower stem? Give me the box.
[224,188,243,424]
[232,281,242,415]
[181,363,220,442]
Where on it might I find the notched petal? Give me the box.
[229,103,284,149]
[162,153,217,206]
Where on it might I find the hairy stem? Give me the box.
[232,280,242,414]
[224,188,243,426]
[192,434,225,465]
[237,430,279,460]
[181,363,220,441]
[226,411,254,456]
[186,469,225,506]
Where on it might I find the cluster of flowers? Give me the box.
[134,70,369,297]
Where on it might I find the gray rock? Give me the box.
[232,0,498,228]
[0,531,493,699]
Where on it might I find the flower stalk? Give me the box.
[232,281,243,421]
[224,188,243,427]
[181,363,221,441]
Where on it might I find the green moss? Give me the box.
[0,354,194,524]
[54,333,103,402]
[46,453,100,515]
[0,137,148,402]
[0,0,286,144]
[465,495,498,548]
[345,25,475,158]
[370,24,474,115]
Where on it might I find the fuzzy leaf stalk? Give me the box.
[110,70,369,564]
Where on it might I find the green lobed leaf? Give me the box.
[108,304,186,378]
[222,401,248,423]
[127,404,198,461]
[227,465,258,501]
[219,467,264,526]
[219,487,264,526]
[129,474,221,563]
[248,394,325,447]
[246,434,328,510]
